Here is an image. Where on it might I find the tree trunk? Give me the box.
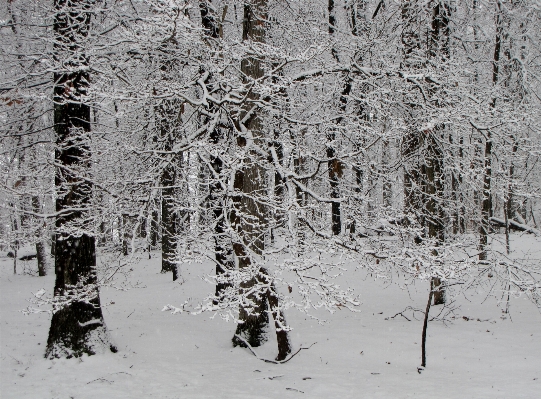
[479,2,506,261]
[382,140,392,208]
[401,0,424,233]
[122,214,130,256]
[51,233,56,257]
[427,2,449,305]
[347,0,369,235]
[231,0,291,361]
[156,98,180,279]
[32,196,47,276]
[150,209,159,248]
[327,0,343,236]
[10,203,19,274]
[46,0,114,359]
[161,179,178,279]
[402,1,448,302]
[199,0,234,302]
[421,283,434,368]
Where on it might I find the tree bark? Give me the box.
[427,2,449,305]
[421,283,434,368]
[479,2,506,261]
[231,0,291,361]
[32,196,47,276]
[156,98,180,280]
[199,0,234,302]
[327,0,343,236]
[401,0,424,241]
[46,0,114,358]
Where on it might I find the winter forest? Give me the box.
[1,0,541,397]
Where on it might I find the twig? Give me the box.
[390,311,411,321]
[286,388,304,393]
[87,377,113,384]
[233,334,316,364]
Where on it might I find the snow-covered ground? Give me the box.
[1,236,540,399]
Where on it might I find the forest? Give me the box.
[1,0,540,397]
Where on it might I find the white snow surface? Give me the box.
[1,236,540,398]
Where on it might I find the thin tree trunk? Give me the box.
[328,0,343,236]
[347,0,369,235]
[401,0,424,239]
[479,3,505,261]
[10,203,19,274]
[427,2,449,306]
[382,140,392,208]
[32,196,47,276]
[50,233,56,257]
[151,209,159,248]
[122,214,129,256]
[421,284,434,368]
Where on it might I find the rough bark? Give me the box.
[46,0,114,359]
[402,1,448,303]
[157,100,180,280]
[327,0,343,236]
[427,1,449,305]
[199,1,234,302]
[401,0,424,231]
[231,0,291,361]
[32,196,47,276]
[479,2,505,260]
[122,214,130,256]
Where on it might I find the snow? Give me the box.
[1,236,540,398]
[78,319,103,328]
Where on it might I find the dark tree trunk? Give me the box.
[46,0,114,359]
[421,283,434,368]
[51,233,56,257]
[156,98,180,279]
[480,2,505,261]
[161,179,178,279]
[401,0,424,230]
[293,130,307,255]
[122,214,130,256]
[402,1,448,303]
[327,0,343,236]
[426,130,445,305]
[9,201,19,274]
[199,0,235,302]
[139,216,147,239]
[32,196,47,276]
[382,140,392,208]
[347,0,369,236]
[99,221,107,246]
[154,31,184,280]
[231,0,291,361]
[427,2,449,305]
[150,209,159,248]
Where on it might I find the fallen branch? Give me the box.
[490,217,540,236]
[233,334,316,364]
